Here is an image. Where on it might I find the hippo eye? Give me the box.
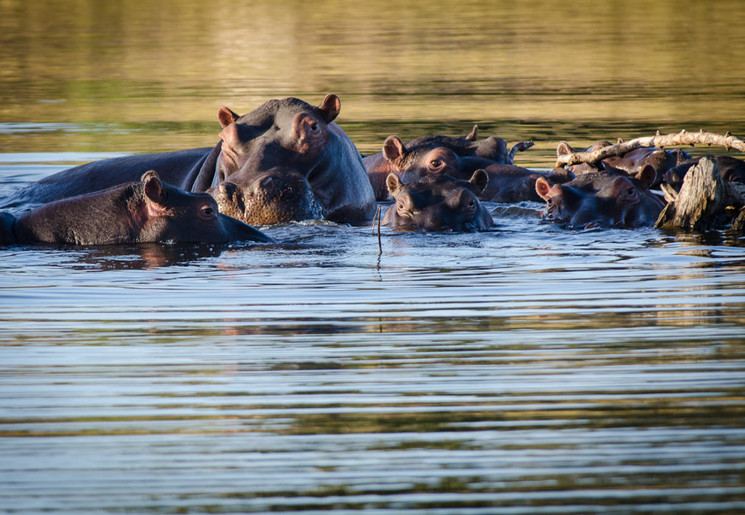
[311,122,318,131]
[201,205,216,217]
[429,159,442,169]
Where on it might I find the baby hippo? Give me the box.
[383,170,494,232]
[0,171,274,246]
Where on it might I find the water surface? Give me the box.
[2,1,745,513]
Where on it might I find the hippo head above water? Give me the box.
[201,94,375,225]
[383,170,494,232]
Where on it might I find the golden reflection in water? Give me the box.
[1,0,745,134]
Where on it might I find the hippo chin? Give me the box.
[1,94,375,227]
[0,171,274,246]
[383,170,494,232]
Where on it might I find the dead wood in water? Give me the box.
[555,130,745,169]
[508,141,534,164]
[655,157,745,232]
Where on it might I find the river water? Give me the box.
[1,1,745,513]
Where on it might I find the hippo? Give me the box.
[1,95,376,226]
[535,179,604,228]
[556,141,691,186]
[0,171,273,246]
[390,144,569,203]
[364,129,533,200]
[535,166,661,228]
[382,170,494,232]
[664,155,745,192]
[565,165,665,227]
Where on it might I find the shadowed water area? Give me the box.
[1,0,745,513]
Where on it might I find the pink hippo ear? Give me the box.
[637,164,657,189]
[535,176,553,200]
[468,169,489,194]
[318,94,341,123]
[142,171,169,215]
[218,107,240,129]
[383,136,407,163]
[385,173,403,197]
[556,142,575,157]
[465,125,478,141]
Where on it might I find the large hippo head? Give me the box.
[203,94,375,225]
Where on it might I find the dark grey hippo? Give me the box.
[2,95,376,226]
[383,171,494,232]
[0,171,273,246]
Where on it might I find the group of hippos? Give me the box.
[1,93,744,246]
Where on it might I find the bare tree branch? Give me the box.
[555,130,745,169]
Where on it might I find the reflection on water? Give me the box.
[2,0,745,513]
[2,207,745,512]
[3,0,745,157]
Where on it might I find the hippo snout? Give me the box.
[210,171,324,226]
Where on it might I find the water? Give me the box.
[2,1,745,513]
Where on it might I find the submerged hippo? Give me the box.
[364,129,533,200]
[383,170,494,232]
[0,171,273,246]
[535,166,663,228]
[2,95,376,226]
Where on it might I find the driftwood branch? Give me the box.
[655,157,745,232]
[555,130,745,169]
[508,141,534,164]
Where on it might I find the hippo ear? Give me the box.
[219,123,240,149]
[142,171,166,206]
[385,173,403,196]
[383,136,406,162]
[535,176,553,200]
[318,94,341,123]
[465,125,478,141]
[637,164,656,189]
[556,142,575,157]
[468,169,489,194]
[218,107,240,128]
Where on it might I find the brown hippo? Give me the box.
[386,144,568,203]
[1,95,375,226]
[364,129,533,200]
[0,171,273,246]
[383,171,494,232]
